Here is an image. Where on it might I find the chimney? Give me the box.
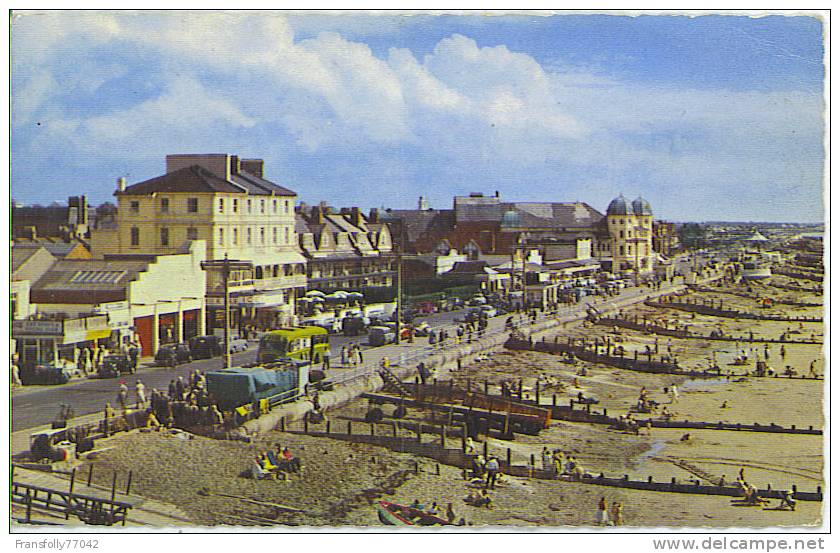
[351,207,363,227]
[240,159,264,178]
[230,155,240,176]
[312,206,325,225]
[495,190,500,198]
[418,196,429,210]
[117,177,126,193]
[369,208,380,223]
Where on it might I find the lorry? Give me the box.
[205,360,310,412]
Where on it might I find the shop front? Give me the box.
[12,316,112,370]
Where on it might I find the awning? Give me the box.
[249,250,307,266]
[85,328,113,341]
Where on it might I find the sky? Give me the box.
[10,11,827,222]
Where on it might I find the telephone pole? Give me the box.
[201,255,253,368]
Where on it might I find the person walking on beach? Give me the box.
[596,497,611,525]
[780,345,786,360]
[670,384,679,404]
[611,502,624,526]
[485,456,500,489]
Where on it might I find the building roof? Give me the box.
[13,238,90,258]
[31,259,151,304]
[117,165,296,197]
[383,209,456,243]
[632,197,653,216]
[12,245,42,273]
[606,195,632,216]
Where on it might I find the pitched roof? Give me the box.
[117,165,242,195]
[231,171,296,197]
[383,209,456,243]
[31,259,151,304]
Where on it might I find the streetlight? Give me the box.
[201,255,254,369]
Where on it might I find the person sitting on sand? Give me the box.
[475,489,492,508]
[251,456,271,480]
[777,491,796,511]
[410,499,425,511]
[720,401,729,409]
[282,447,302,473]
[661,406,672,421]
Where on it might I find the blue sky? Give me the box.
[10,11,826,222]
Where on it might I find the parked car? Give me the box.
[97,355,134,378]
[229,337,249,353]
[20,364,72,386]
[189,335,223,359]
[155,343,192,367]
[479,305,498,318]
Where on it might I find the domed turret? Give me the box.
[606,195,632,216]
[632,197,652,216]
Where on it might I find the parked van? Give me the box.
[368,326,395,347]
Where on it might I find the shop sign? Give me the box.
[12,320,63,336]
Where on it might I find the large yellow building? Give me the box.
[92,154,306,331]
[602,194,655,274]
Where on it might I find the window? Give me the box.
[260,227,265,244]
[247,199,252,213]
[285,200,291,214]
[160,198,169,212]
[260,200,266,214]
[187,227,198,240]
[160,227,169,246]
[619,230,624,239]
[130,201,140,213]
[233,199,239,213]
[285,227,290,244]
[247,227,252,245]
[187,198,199,213]
[218,198,225,213]
[273,200,278,213]
[233,227,239,245]
[130,227,140,246]
[219,228,225,245]
[272,227,277,244]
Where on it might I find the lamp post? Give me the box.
[201,255,254,369]
[394,247,403,345]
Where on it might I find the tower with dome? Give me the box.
[602,194,656,275]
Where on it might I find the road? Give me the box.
[10,308,468,432]
[11,270,713,433]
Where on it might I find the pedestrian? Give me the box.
[596,497,611,525]
[322,348,331,370]
[611,502,624,526]
[485,456,500,489]
[541,446,553,471]
[11,359,22,387]
[670,384,679,404]
[340,346,348,366]
[117,381,128,411]
[357,348,364,365]
[176,376,186,401]
[780,345,786,360]
[168,379,177,399]
[135,379,147,409]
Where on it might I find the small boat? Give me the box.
[376,501,451,526]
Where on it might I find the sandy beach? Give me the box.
[66,279,825,528]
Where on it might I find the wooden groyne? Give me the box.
[381,383,823,436]
[765,281,823,295]
[645,297,822,323]
[690,285,823,308]
[773,268,824,283]
[283,419,822,502]
[590,317,823,345]
[504,337,823,382]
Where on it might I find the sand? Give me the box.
[71,277,825,528]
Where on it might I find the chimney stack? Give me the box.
[351,207,363,227]
[418,196,429,210]
[117,177,126,192]
[369,208,380,223]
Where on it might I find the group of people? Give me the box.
[467,454,503,489]
[78,340,141,376]
[339,343,365,367]
[251,445,302,480]
[407,499,459,523]
[596,496,625,526]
